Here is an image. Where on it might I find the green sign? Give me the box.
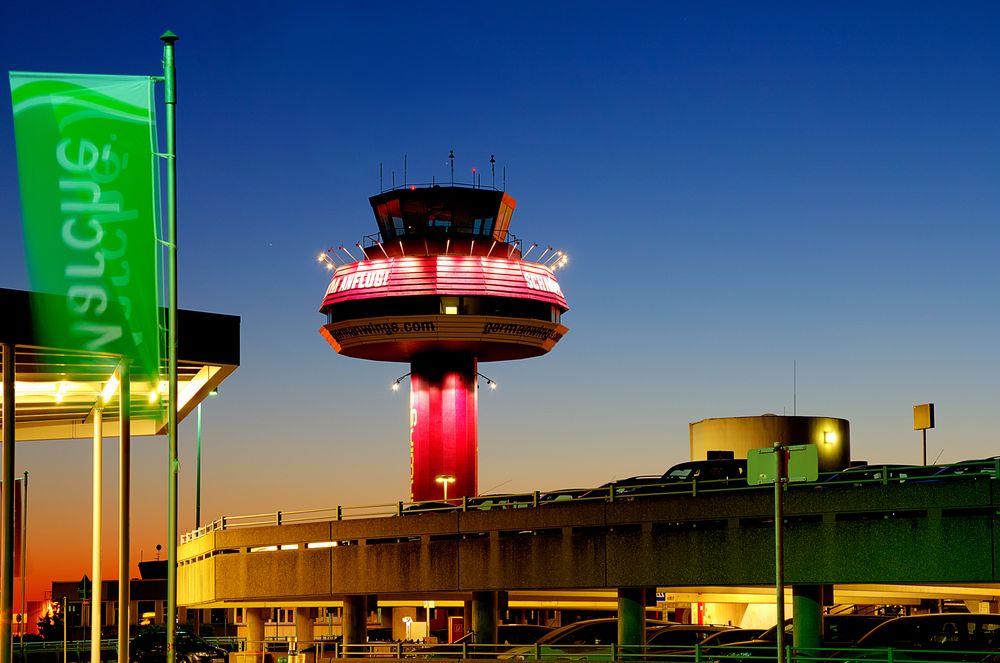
[747,444,819,485]
[9,72,162,379]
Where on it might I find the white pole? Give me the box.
[92,408,103,663]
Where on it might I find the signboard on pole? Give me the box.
[9,72,162,379]
[747,444,819,485]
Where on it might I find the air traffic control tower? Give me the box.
[319,182,569,502]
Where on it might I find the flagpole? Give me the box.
[160,30,179,663]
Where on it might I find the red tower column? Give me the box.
[409,354,478,502]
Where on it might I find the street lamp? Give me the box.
[435,475,455,501]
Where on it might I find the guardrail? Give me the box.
[181,459,999,544]
[217,640,1000,661]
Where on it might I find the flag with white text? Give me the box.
[9,72,161,379]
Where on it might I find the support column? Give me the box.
[118,364,131,663]
[471,591,497,646]
[0,344,15,663]
[342,596,367,655]
[91,407,103,663]
[246,608,266,654]
[617,587,646,656]
[792,585,823,656]
[295,608,314,663]
[409,354,478,501]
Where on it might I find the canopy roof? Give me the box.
[0,288,239,440]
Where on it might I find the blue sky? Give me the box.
[2,1,999,592]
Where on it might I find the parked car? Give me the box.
[835,613,1000,661]
[409,623,554,658]
[499,617,672,660]
[655,459,748,491]
[645,623,733,650]
[578,476,665,500]
[703,615,890,662]
[400,501,456,514]
[696,627,765,646]
[822,465,938,486]
[130,628,227,663]
[931,457,1000,480]
[465,493,535,510]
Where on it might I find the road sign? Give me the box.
[747,444,819,485]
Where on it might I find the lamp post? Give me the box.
[435,476,455,502]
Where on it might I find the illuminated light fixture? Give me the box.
[356,243,371,260]
[486,240,497,258]
[249,545,278,553]
[101,374,119,403]
[148,389,159,404]
[55,381,68,404]
[391,372,411,391]
[279,544,299,551]
[376,242,390,259]
[307,541,338,549]
[537,246,553,263]
[398,240,405,257]
[339,245,358,262]
[477,372,497,390]
[507,238,520,259]
[823,431,837,445]
[522,242,539,260]
[435,474,456,501]
[544,250,565,267]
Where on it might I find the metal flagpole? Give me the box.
[19,472,27,663]
[1,343,15,663]
[195,403,201,529]
[160,30,179,663]
[91,406,103,663]
[117,363,131,663]
[773,443,786,663]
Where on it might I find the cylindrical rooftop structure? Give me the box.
[689,414,851,472]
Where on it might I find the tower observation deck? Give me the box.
[319,184,569,501]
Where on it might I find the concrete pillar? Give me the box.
[618,587,646,655]
[342,596,367,655]
[295,608,314,663]
[462,601,473,638]
[471,591,497,645]
[792,585,823,655]
[246,608,266,653]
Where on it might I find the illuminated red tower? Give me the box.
[319,183,569,502]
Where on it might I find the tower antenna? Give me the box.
[793,360,797,416]
[503,166,506,191]
[379,162,383,193]
[490,154,496,189]
[449,149,455,185]
[404,154,407,187]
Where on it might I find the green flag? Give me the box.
[9,72,162,379]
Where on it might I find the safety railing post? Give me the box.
[534,642,540,659]
[276,511,282,525]
[533,491,539,508]
[397,501,403,516]
[462,642,468,658]
[396,642,402,657]
[337,506,342,521]
[610,642,617,660]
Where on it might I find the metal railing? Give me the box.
[181,460,998,544]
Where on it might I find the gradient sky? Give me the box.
[2,1,999,601]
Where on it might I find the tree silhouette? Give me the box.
[37,602,63,641]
